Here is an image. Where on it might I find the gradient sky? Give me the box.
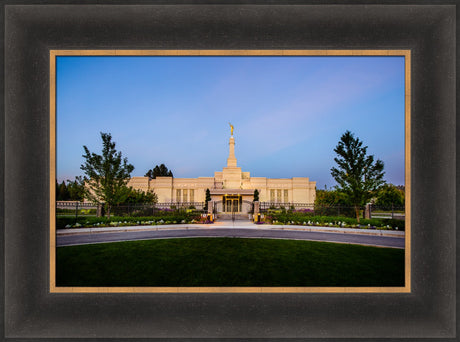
[56,56,405,189]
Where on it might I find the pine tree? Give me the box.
[204,188,211,211]
[56,179,60,200]
[253,189,259,202]
[145,163,173,178]
[58,181,70,200]
[331,131,385,222]
[66,176,85,201]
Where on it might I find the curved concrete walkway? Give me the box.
[57,220,405,249]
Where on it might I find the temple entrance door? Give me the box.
[232,199,239,213]
[224,195,241,213]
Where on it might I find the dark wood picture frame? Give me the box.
[2,2,456,339]
[50,48,411,294]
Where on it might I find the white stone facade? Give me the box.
[128,133,316,209]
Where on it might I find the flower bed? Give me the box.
[264,213,404,231]
[57,213,202,229]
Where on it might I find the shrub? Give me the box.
[264,212,405,230]
[56,213,201,229]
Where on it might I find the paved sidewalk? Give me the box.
[57,220,405,237]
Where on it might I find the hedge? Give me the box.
[57,213,202,229]
[265,212,405,230]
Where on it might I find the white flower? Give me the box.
[65,224,71,228]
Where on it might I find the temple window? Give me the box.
[270,189,275,202]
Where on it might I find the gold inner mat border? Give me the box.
[50,49,411,293]
[50,49,410,57]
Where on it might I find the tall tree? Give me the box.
[203,188,211,211]
[66,176,85,201]
[80,132,134,218]
[56,179,60,200]
[314,189,354,217]
[145,163,173,178]
[331,131,385,222]
[57,181,69,200]
[375,183,405,208]
[253,189,259,202]
[124,188,158,204]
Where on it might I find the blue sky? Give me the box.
[56,56,405,189]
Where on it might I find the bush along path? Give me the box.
[263,212,404,231]
[57,212,203,229]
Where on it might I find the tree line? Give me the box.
[56,176,85,201]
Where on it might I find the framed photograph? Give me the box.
[3,3,456,340]
[51,49,410,294]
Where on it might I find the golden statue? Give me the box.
[229,122,234,136]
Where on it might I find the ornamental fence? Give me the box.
[259,202,405,220]
[56,201,98,209]
[369,204,405,220]
[259,202,315,210]
[56,201,405,220]
[56,201,206,219]
[110,203,204,217]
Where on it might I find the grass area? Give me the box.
[56,238,405,287]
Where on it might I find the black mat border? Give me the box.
[3,2,457,340]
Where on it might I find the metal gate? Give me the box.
[213,200,254,221]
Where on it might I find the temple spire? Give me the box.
[227,127,237,167]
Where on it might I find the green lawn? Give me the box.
[56,238,405,287]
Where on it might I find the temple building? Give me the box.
[128,125,316,214]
